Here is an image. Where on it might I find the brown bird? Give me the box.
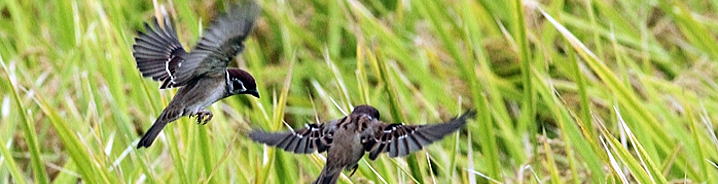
[249,105,476,184]
[132,2,260,148]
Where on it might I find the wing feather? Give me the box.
[249,122,337,154]
[132,8,187,89]
[173,2,259,85]
[365,110,476,159]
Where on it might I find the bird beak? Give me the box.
[247,90,260,98]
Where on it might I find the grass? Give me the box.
[1,0,718,183]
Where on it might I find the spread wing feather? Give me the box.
[365,110,476,159]
[173,2,259,85]
[132,9,187,89]
[249,120,338,154]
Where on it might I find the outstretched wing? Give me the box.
[249,120,338,154]
[173,2,259,85]
[364,110,476,159]
[132,8,188,89]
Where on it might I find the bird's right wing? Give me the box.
[363,110,476,159]
[132,8,188,89]
[173,2,259,85]
[249,119,339,154]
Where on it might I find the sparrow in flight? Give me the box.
[249,105,476,184]
[132,2,260,148]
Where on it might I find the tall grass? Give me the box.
[1,0,718,183]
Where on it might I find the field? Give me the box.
[2,0,718,183]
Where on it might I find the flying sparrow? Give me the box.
[249,105,476,184]
[133,2,260,148]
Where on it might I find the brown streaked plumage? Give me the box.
[133,2,260,148]
[249,105,476,184]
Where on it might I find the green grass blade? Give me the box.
[0,136,27,184]
[0,55,48,184]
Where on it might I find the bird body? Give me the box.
[249,105,476,184]
[176,76,229,115]
[133,2,260,148]
[162,75,228,122]
[317,115,369,184]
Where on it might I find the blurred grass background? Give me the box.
[1,0,718,183]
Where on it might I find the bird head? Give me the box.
[352,105,380,120]
[226,68,259,98]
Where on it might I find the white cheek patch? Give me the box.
[225,70,234,92]
[225,70,230,83]
[233,79,246,91]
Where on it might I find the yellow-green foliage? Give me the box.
[1,0,718,183]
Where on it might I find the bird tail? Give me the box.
[137,109,181,148]
[312,165,342,184]
[137,120,168,148]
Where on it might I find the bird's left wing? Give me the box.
[249,120,338,154]
[173,2,259,85]
[363,110,476,159]
[132,8,188,89]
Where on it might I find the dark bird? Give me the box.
[132,2,260,148]
[249,105,476,184]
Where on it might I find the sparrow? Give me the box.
[132,2,260,148]
[249,105,476,184]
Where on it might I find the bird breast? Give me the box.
[181,77,227,114]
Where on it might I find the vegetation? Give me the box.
[1,0,718,183]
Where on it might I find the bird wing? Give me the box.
[172,2,259,85]
[363,110,476,159]
[249,119,339,154]
[132,8,188,89]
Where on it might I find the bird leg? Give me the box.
[194,110,214,125]
[347,164,359,177]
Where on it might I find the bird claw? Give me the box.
[348,164,359,177]
[195,111,213,125]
